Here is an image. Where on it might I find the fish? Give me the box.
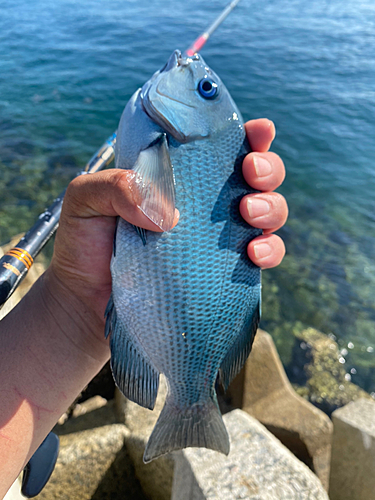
[105,49,262,463]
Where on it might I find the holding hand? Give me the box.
[0,119,288,495]
[240,119,287,269]
[50,118,288,346]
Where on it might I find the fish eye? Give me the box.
[198,78,218,99]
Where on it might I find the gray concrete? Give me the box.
[171,409,329,500]
[35,399,147,500]
[115,376,175,500]
[329,398,375,500]
[229,329,333,489]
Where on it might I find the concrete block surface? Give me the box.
[34,400,147,500]
[171,409,328,500]
[115,376,175,500]
[329,398,375,500]
[231,329,333,489]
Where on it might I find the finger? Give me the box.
[242,151,286,192]
[64,169,180,231]
[247,234,286,269]
[245,119,276,153]
[240,192,288,233]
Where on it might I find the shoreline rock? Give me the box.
[287,327,371,415]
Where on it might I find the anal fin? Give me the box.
[105,295,159,410]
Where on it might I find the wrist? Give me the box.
[0,266,110,493]
[41,266,110,364]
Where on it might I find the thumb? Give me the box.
[63,169,179,230]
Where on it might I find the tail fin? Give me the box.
[143,393,229,463]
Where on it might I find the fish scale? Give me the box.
[106,50,261,462]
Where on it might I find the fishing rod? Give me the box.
[1,0,242,496]
[185,0,242,56]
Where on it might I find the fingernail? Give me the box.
[254,242,272,259]
[253,155,272,177]
[247,198,270,218]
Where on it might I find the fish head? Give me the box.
[141,50,241,143]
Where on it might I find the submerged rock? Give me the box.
[287,327,370,415]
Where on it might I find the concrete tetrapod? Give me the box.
[171,410,329,500]
[329,398,375,500]
[227,329,333,489]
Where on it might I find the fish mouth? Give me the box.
[169,49,200,68]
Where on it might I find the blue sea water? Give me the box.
[1,0,375,392]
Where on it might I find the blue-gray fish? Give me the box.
[105,50,261,462]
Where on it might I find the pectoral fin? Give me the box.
[133,134,176,232]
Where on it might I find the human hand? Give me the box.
[0,119,287,495]
[48,118,287,349]
[240,119,287,269]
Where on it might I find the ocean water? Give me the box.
[1,0,375,392]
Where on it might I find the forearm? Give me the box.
[0,269,110,497]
